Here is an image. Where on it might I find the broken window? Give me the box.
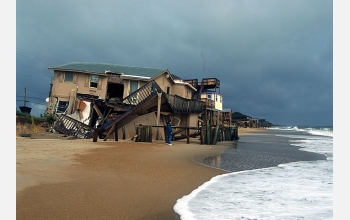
[65,72,74,83]
[90,75,99,88]
[56,101,69,113]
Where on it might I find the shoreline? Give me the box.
[16,128,264,219]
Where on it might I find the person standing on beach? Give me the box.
[165,119,173,146]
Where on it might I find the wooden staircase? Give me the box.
[52,114,95,139]
[97,80,204,141]
[98,81,161,139]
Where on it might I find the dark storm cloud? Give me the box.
[16,0,332,126]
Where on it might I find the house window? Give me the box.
[186,90,189,98]
[90,75,99,88]
[56,101,69,113]
[207,94,212,99]
[166,86,170,94]
[216,94,218,101]
[65,72,73,83]
[220,96,222,103]
[129,81,139,94]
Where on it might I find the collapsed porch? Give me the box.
[52,80,238,144]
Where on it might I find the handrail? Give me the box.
[163,93,203,113]
[200,98,215,109]
[121,80,162,106]
[53,114,95,139]
[102,80,203,132]
[103,81,161,130]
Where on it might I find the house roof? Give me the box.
[222,109,232,112]
[232,112,251,119]
[48,62,167,78]
[170,74,182,80]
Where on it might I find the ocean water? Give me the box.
[174,126,333,220]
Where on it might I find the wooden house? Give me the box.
[46,62,204,141]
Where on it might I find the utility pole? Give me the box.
[24,87,27,108]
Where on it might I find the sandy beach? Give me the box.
[16,128,262,219]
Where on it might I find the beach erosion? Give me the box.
[16,128,265,219]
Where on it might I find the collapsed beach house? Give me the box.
[45,62,237,144]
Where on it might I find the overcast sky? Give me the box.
[15,0,333,126]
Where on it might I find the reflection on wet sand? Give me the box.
[201,141,238,169]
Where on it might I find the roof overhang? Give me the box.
[174,81,197,91]
[121,75,152,80]
[49,68,106,76]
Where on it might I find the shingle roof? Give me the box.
[170,74,181,80]
[48,62,167,78]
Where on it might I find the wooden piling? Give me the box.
[135,125,152,142]
[206,120,210,145]
[93,128,99,142]
[115,124,118,141]
[212,125,219,144]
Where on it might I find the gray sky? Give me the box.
[15,0,333,126]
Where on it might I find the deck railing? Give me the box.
[163,93,203,113]
[200,98,215,109]
[121,81,159,106]
[53,114,95,139]
[103,81,160,130]
[102,80,204,133]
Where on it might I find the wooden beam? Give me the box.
[206,120,210,145]
[186,128,190,144]
[92,102,103,117]
[103,124,115,141]
[93,128,99,142]
[99,108,112,125]
[212,125,219,145]
[115,124,118,141]
[156,92,162,140]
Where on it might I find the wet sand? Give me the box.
[16,128,262,219]
[16,130,260,219]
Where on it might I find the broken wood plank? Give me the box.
[99,109,112,125]
[93,128,99,142]
[103,124,115,141]
[92,102,103,117]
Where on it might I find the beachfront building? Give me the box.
[184,78,225,124]
[45,62,207,141]
[45,62,192,115]
[201,90,223,111]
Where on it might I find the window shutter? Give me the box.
[59,72,64,83]
[73,73,77,84]
[97,77,102,89]
[84,75,89,87]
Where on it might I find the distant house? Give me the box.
[231,112,273,128]
[231,112,251,127]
